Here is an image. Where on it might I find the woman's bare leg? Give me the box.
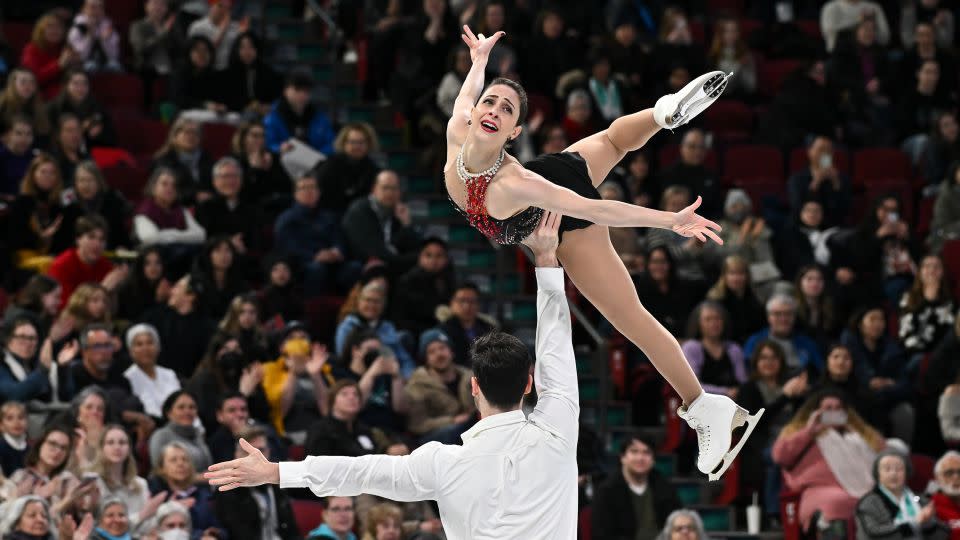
[564,109,662,187]
[557,225,703,405]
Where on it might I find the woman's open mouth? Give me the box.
[480,120,499,133]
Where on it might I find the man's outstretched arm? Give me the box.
[205,439,440,501]
[523,212,579,444]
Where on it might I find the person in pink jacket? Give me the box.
[773,388,886,534]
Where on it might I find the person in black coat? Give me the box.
[391,238,456,336]
[592,434,681,540]
[190,236,249,321]
[894,59,956,142]
[231,122,289,214]
[139,274,216,380]
[316,123,381,214]
[186,333,271,432]
[46,69,116,148]
[172,36,228,114]
[151,117,216,205]
[305,380,403,458]
[63,160,131,249]
[222,32,282,116]
[213,426,301,540]
[195,157,261,257]
[341,170,421,275]
[757,60,840,150]
[439,283,495,366]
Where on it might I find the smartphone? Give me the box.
[887,211,899,223]
[818,153,833,169]
[821,410,848,426]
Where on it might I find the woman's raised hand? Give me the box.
[461,25,504,62]
[672,196,723,245]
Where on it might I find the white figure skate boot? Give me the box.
[678,392,764,481]
[653,71,732,130]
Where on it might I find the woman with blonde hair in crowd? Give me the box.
[8,152,78,271]
[707,17,757,97]
[706,255,765,343]
[773,388,887,535]
[218,294,269,363]
[150,116,214,205]
[318,122,382,213]
[90,425,166,533]
[51,283,113,347]
[0,68,51,138]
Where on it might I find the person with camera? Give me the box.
[404,329,476,446]
[772,388,887,536]
[326,329,406,434]
[786,137,852,226]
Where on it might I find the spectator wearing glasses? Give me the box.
[656,129,721,220]
[307,496,357,540]
[931,450,960,539]
[0,319,76,403]
[654,509,709,540]
[744,294,823,376]
[342,170,422,276]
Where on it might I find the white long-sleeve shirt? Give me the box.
[279,268,579,540]
[133,210,206,246]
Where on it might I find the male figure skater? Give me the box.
[206,211,579,539]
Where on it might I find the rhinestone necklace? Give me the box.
[456,146,506,184]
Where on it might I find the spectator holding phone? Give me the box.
[787,136,852,225]
[328,329,406,434]
[773,389,886,535]
[67,0,123,72]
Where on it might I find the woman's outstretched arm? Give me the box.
[497,168,723,244]
[446,27,504,143]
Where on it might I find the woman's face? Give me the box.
[42,287,62,315]
[375,517,402,540]
[33,162,58,191]
[153,173,178,206]
[724,265,747,292]
[66,73,90,102]
[721,20,739,45]
[799,268,824,298]
[542,13,563,39]
[647,249,670,283]
[161,446,194,484]
[86,290,108,320]
[342,128,370,160]
[173,122,200,153]
[16,502,49,536]
[13,71,36,100]
[333,385,362,419]
[799,201,824,228]
[75,168,100,200]
[79,394,106,428]
[670,515,698,540]
[99,503,129,537]
[7,322,39,359]
[454,49,470,76]
[244,126,265,152]
[418,243,448,273]
[592,59,611,82]
[270,262,291,286]
[920,256,943,287]
[859,309,886,340]
[131,333,159,367]
[755,346,782,380]
[238,302,258,329]
[168,394,197,426]
[237,36,257,65]
[877,455,907,493]
[101,427,130,465]
[566,96,591,124]
[472,84,522,145]
[2,407,27,438]
[43,19,64,45]
[59,118,83,151]
[875,198,899,224]
[827,347,853,380]
[210,242,234,271]
[190,42,211,69]
[357,290,386,320]
[698,306,723,339]
[144,252,164,281]
[484,4,505,32]
[940,114,958,142]
[820,396,844,412]
[629,154,648,179]
[6,122,34,153]
[38,430,70,470]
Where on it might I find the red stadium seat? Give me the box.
[288,445,306,461]
[658,145,718,171]
[704,100,754,143]
[707,0,744,15]
[916,195,936,239]
[92,73,144,110]
[788,146,851,177]
[909,454,935,494]
[689,21,706,44]
[579,507,592,540]
[852,148,912,189]
[941,239,960,299]
[796,20,822,41]
[202,123,237,159]
[758,59,802,98]
[723,144,784,184]
[291,500,324,536]
[735,177,787,209]
[2,22,33,57]
[102,164,148,203]
[738,19,763,44]
[140,120,171,164]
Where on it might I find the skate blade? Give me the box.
[707,407,765,482]
[671,72,730,126]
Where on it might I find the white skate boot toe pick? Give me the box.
[678,393,764,481]
[654,71,732,130]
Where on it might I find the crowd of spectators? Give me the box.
[0,0,958,539]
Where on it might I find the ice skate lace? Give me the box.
[686,417,710,460]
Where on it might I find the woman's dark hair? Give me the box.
[644,245,677,283]
[340,328,380,366]
[194,331,243,388]
[858,192,899,235]
[481,77,529,126]
[327,379,361,414]
[186,36,215,70]
[15,274,60,312]
[24,425,73,476]
[748,339,786,382]
[160,390,197,419]
[619,433,656,457]
[228,31,263,68]
[684,300,730,340]
[3,318,37,346]
[192,235,243,285]
[470,331,532,410]
[846,302,886,335]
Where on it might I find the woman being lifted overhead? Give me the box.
[443,26,762,480]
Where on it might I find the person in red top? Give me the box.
[933,450,960,540]
[20,13,81,100]
[48,214,128,305]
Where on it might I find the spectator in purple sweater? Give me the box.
[682,300,748,399]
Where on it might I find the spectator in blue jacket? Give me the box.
[840,304,915,444]
[744,293,824,376]
[264,69,334,156]
[0,319,75,403]
[334,281,415,379]
[274,173,361,295]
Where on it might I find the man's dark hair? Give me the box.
[79,322,113,348]
[340,328,379,365]
[216,391,247,412]
[236,425,268,447]
[421,236,448,252]
[75,214,108,239]
[619,433,656,457]
[450,281,481,302]
[286,69,315,90]
[482,77,529,126]
[470,331,531,410]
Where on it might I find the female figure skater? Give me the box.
[445,27,762,480]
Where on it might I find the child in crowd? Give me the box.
[0,401,28,477]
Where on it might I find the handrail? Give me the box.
[302,0,343,121]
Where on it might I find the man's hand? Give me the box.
[395,202,411,226]
[205,438,280,491]
[305,344,329,378]
[521,211,561,267]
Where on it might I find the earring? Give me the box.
[467,120,472,125]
